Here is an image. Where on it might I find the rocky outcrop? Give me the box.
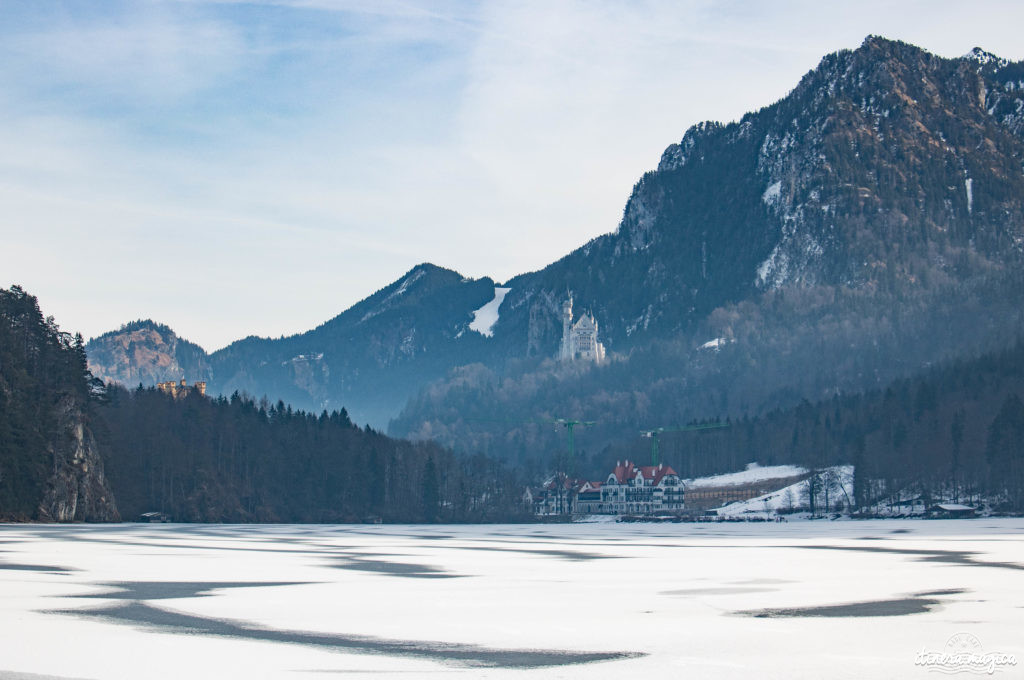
[87,320,211,388]
[37,396,119,522]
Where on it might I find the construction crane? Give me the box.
[467,415,596,474]
[640,421,730,466]
[551,418,596,473]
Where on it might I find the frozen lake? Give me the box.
[0,520,1021,679]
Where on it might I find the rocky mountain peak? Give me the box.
[964,46,1009,70]
[86,319,210,388]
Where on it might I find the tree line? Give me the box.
[602,340,1024,513]
[0,285,530,523]
[94,385,530,523]
[0,286,96,518]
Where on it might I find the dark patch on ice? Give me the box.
[385,534,454,541]
[49,602,642,669]
[0,562,75,574]
[737,588,966,618]
[0,672,97,680]
[469,546,613,561]
[738,597,942,618]
[890,529,912,534]
[734,578,793,585]
[52,534,328,555]
[330,558,462,579]
[663,586,777,596]
[71,581,310,601]
[298,670,460,674]
[914,588,968,597]
[792,544,1024,571]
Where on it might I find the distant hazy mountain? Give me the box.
[88,264,500,425]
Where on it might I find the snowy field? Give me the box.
[0,520,1021,679]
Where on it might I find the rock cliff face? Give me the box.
[1,285,120,522]
[37,396,119,522]
[499,36,1024,354]
[87,320,211,388]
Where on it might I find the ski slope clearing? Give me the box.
[469,287,510,337]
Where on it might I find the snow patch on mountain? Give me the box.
[756,225,825,289]
[965,177,974,214]
[390,268,426,300]
[699,337,731,351]
[469,287,510,337]
[964,47,1008,70]
[762,181,782,206]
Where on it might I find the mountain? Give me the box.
[87,319,212,387]
[88,264,503,426]
[489,37,1024,356]
[89,37,1024,460]
[1,285,527,523]
[389,37,1024,464]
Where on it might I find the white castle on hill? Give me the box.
[558,296,606,363]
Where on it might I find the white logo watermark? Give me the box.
[915,633,1017,675]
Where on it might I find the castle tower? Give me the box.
[559,296,574,361]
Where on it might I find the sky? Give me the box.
[2,1,1024,351]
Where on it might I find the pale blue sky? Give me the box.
[2,0,1023,350]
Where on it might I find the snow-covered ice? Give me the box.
[0,520,1022,679]
[469,287,510,337]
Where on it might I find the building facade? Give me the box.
[596,461,685,515]
[531,461,684,517]
[558,297,606,363]
[156,378,207,398]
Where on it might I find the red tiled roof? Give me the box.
[608,461,679,485]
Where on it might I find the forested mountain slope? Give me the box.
[89,264,502,426]
[6,285,527,523]
[492,36,1024,355]
[91,37,1024,453]
[598,340,1024,514]
[392,37,1024,463]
